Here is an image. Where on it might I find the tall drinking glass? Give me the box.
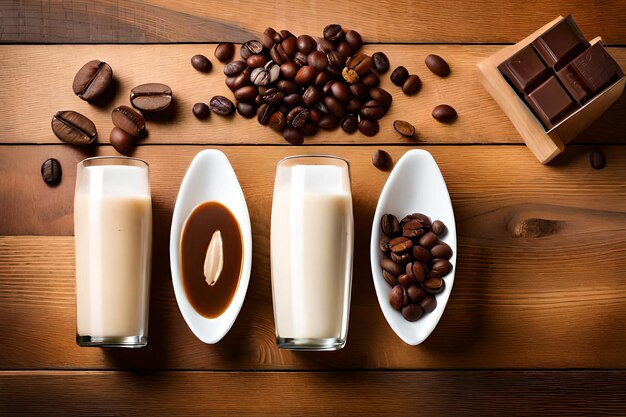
[74,157,152,347]
[270,155,354,350]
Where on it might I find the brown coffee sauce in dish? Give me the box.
[180,201,243,318]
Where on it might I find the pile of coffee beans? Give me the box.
[379,212,453,322]
[210,25,394,143]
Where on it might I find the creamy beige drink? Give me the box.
[271,157,354,350]
[74,159,152,347]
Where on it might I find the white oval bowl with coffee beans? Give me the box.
[170,149,252,344]
[370,149,457,345]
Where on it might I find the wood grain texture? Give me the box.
[0,44,624,145]
[1,145,626,370]
[2,370,626,416]
[2,0,626,45]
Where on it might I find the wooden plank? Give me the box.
[2,0,626,45]
[1,145,626,370]
[1,370,626,416]
[0,44,624,145]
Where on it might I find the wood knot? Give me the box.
[511,218,563,238]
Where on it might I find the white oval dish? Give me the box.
[170,149,252,344]
[370,149,457,345]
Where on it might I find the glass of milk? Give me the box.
[74,157,152,347]
[270,156,354,350]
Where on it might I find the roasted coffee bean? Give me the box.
[369,87,392,105]
[383,269,398,287]
[294,52,308,67]
[234,85,258,101]
[347,99,363,113]
[331,82,351,102]
[390,236,412,253]
[257,103,273,125]
[111,105,145,137]
[381,257,404,277]
[432,104,457,123]
[322,80,334,95]
[270,43,289,64]
[358,118,379,136]
[361,100,386,120]
[393,120,416,137]
[389,285,406,310]
[318,115,339,130]
[360,71,380,87]
[287,106,310,128]
[215,43,235,62]
[309,108,322,124]
[324,96,345,119]
[408,285,428,303]
[72,60,112,101]
[372,52,390,73]
[314,71,329,87]
[130,83,172,112]
[192,102,211,119]
[268,111,286,131]
[307,51,329,71]
[342,67,359,84]
[412,246,432,266]
[227,68,251,91]
[345,30,363,51]
[337,41,353,58]
[403,74,422,95]
[391,251,411,263]
[224,60,247,76]
[109,127,135,155]
[390,66,409,86]
[51,110,97,145]
[419,294,437,313]
[424,276,445,294]
[411,261,427,282]
[425,54,450,77]
[297,35,317,54]
[380,236,391,253]
[261,88,284,105]
[280,30,295,40]
[282,36,297,58]
[237,101,257,119]
[590,149,606,169]
[340,114,358,133]
[283,126,304,145]
[276,80,299,94]
[323,24,344,41]
[301,86,320,107]
[372,149,391,170]
[241,40,264,59]
[209,96,235,116]
[280,61,298,79]
[418,232,439,250]
[250,67,271,86]
[398,274,412,288]
[403,220,426,239]
[402,304,423,321]
[264,61,281,83]
[327,50,346,70]
[349,83,369,101]
[262,28,278,49]
[295,65,318,85]
[431,220,446,235]
[315,36,335,53]
[408,213,432,227]
[191,54,212,72]
[347,53,373,76]
[247,53,268,68]
[381,214,402,237]
[431,259,453,276]
[299,122,318,136]
[41,158,61,185]
[431,243,452,261]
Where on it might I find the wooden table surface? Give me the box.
[1,1,626,415]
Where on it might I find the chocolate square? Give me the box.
[532,15,589,70]
[498,45,551,93]
[526,76,578,129]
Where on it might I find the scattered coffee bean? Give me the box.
[344,30,363,51]
[372,149,392,171]
[419,232,438,250]
[419,294,437,313]
[340,114,358,133]
[111,105,146,137]
[390,285,408,310]
[423,276,445,294]
[432,104,457,123]
[425,54,450,77]
[247,53,268,68]
[72,60,112,102]
[224,60,247,76]
[215,43,235,62]
[402,304,423,321]
[381,257,404,277]
[130,83,172,112]
[234,85,258,101]
[192,102,211,119]
[283,126,304,144]
[358,118,379,136]
[393,120,416,138]
[41,158,61,185]
[241,40,264,59]
[372,52,390,73]
[381,214,402,236]
[323,24,344,42]
[209,96,235,116]
[383,270,398,287]
[431,220,446,235]
[431,242,453,260]
[191,54,212,72]
[431,259,453,276]
[402,74,422,95]
[407,285,427,303]
[109,127,135,155]
[237,101,258,119]
[51,110,97,145]
[268,111,286,131]
[297,35,317,54]
[347,53,373,76]
[257,103,273,125]
[390,66,409,86]
[590,149,606,170]
[287,106,310,128]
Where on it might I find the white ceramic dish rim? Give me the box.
[370,149,457,345]
[169,149,253,344]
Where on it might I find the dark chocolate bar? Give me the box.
[526,76,578,129]
[498,45,550,93]
[532,15,589,70]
